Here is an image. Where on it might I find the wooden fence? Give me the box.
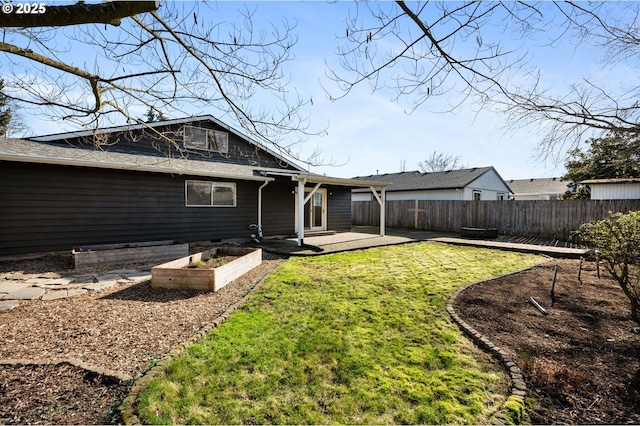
[352,199,640,241]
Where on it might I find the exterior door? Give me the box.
[295,188,327,232]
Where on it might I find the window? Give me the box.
[497,193,506,200]
[186,180,236,207]
[472,190,482,200]
[183,125,229,153]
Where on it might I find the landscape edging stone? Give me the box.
[446,257,553,424]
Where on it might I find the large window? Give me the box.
[183,125,229,153]
[185,180,236,207]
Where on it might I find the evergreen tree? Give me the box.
[562,133,640,199]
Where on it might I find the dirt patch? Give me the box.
[188,255,241,269]
[0,252,285,425]
[455,258,640,424]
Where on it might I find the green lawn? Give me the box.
[136,242,543,424]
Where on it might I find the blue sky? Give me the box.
[12,1,619,180]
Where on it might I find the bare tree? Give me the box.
[328,1,640,158]
[0,1,321,163]
[418,151,466,173]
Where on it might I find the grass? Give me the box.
[136,242,543,424]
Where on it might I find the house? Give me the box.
[352,167,511,201]
[506,177,570,200]
[0,116,388,256]
[581,178,640,200]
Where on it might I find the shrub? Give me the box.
[577,210,640,326]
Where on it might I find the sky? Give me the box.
[7,1,622,181]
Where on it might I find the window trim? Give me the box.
[185,180,236,207]
[183,125,229,154]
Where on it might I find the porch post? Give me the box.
[297,179,305,246]
[369,186,386,237]
[380,187,386,237]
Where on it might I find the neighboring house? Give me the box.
[0,116,387,256]
[352,167,511,201]
[582,178,640,200]
[506,177,570,200]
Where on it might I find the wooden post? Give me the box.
[414,199,419,229]
[578,257,583,283]
[551,265,558,306]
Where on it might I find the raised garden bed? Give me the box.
[151,246,262,291]
[72,240,189,268]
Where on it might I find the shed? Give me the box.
[582,178,640,200]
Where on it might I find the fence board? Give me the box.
[352,200,640,241]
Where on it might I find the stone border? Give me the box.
[119,271,271,425]
[446,258,552,424]
[0,357,133,383]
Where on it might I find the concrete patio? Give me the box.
[255,226,588,258]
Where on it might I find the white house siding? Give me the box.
[590,183,640,200]
[462,171,511,200]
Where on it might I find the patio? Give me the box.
[255,226,588,258]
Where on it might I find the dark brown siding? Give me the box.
[0,161,267,255]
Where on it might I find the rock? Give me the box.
[0,280,31,294]
[2,287,45,300]
[0,300,19,312]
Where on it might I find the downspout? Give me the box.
[257,180,270,239]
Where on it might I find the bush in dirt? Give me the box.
[577,210,640,326]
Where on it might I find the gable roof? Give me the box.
[353,167,508,192]
[27,114,307,172]
[506,177,570,196]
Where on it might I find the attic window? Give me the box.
[183,125,229,153]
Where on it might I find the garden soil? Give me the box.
[455,258,640,424]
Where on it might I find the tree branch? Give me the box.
[1,1,159,28]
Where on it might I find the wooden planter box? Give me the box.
[72,240,189,268]
[151,246,262,291]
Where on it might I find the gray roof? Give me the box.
[0,137,387,187]
[28,114,307,172]
[353,167,504,192]
[506,177,570,196]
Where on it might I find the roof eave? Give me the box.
[0,153,274,182]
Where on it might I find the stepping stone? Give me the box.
[83,280,117,291]
[106,269,139,275]
[0,300,19,312]
[2,287,45,300]
[126,273,152,283]
[33,278,75,289]
[41,288,88,301]
[71,274,98,284]
[96,273,123,282]
[0,280,31,294]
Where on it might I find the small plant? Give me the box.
[577,211,640,326]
